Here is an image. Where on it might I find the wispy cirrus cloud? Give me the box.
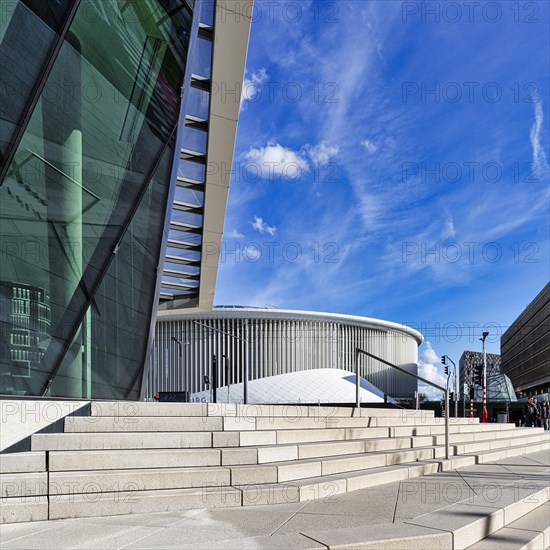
[530,100,549,175]
[442,216,456,239]
[361,139,378,153]
[306,141,339,166]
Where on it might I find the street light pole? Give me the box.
[480,331,489,423]
[243,321,248,405]
[223,354,231,403]
[454,362,458,418]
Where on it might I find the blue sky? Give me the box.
[214,0,550,398]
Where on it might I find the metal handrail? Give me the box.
[355,348,450,460]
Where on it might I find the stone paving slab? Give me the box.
[394,476,477,520]
[272,507,393,536]
[299,483,400,518]
[143,532,328,549]
[303,522,453,549]
[0,520,159,549]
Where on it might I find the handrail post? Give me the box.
[445,389,449,460]
[354,347,450,461]
[355,347,360,409]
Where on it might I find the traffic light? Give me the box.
[444,365,449,375]
[449,391,455,402]
[441,355,446,364]
[469,386,475,400]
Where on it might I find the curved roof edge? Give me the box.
[156,307,424,346]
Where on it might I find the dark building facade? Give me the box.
[459,351,501,397]
[0,0,251,399]
[501,282,550,396]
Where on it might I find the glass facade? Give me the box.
[0,0,197,398]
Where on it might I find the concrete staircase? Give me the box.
[1,402,548,525]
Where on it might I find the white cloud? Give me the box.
[417,341,446,400]
[307,141,339,166]
[251,215,276,236]
[242,142,310,180]
[442,216,456,239]
[421,342,440,365]
[530,100,549,175]
[226,229,244,239]
[241,68,268,105]
[241,141,341,180]
[361,139,378,153]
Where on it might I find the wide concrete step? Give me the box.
[391,422,517,437]
[473,439,550,463]
[228,424,518,447]
[0,495,48,524]
[49,466,232,494]
[466,501,550,549]
[0,451,45,474]
[1,471,47,498]
[63,414,460,433]
[89,402,436,419]
[457,432,548,455]
[64,416,224,432]
[48,448,223,471]
[31,431,213,451]
[37,429,405,451]
[61,415,514,438]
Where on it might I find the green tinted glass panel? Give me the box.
[0,0,194,397]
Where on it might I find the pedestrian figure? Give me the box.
[540,400,549,430]
[535,399,542,427]
[524,397,538,427]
